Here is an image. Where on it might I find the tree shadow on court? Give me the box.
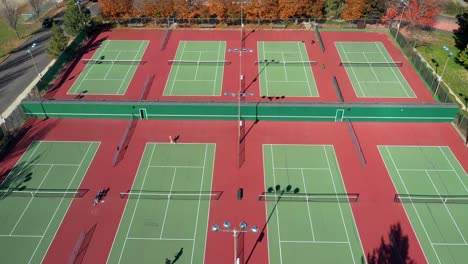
[0,159,38,198]
[0,119,59,165]
[245,185,300,264]
[44,33,108,98]
[367,223,416,264]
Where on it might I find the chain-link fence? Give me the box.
[389,27,467,144]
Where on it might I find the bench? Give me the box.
[127,23,144,27]
[199,24,215,28]
[272,24,287,29]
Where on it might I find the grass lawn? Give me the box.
[0,20,42,60]
[415,30,468,110]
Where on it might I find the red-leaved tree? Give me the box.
[382,0,441,28]
[342,0,369,20]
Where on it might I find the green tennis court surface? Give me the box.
[262,144,364,263]
[107,143,216,264]
[379,146,468,264]
[164,41,226,96]
[68,40,149,95]
[335,42,415,98]
[0,141,99,263]
[257,42,318,97]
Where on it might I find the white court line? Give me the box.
[425,170,467,243]
[190,144,209,263]
[300,168,316,241]
[159,168,177,239]
[0,234,42,238]
[212,42,221,96]
[183,50,218,53]
[323,146,356,264]
[383,146,438,264]
[273,167,329,170]
[346,51,382,54]
[35,142,96,264]
[438,147,468,193]
[117,144,157,264]
[102,51,121,79]
[362,53,380,81]
[174,80,216,82]
[71,41,110,94]
[193,52,202,80]
[297,42,314,96]
[30,163,80,167]
[202,144,216,263]
[359,81,402,84]
[267,51,304,54]
[336,42,365,97]
[148,165,204,169]
[85,79,125,81]
[281,52,289,81]
[116,42,145,94]
[397,168,455,172]
[270,145,284,264]
[10,165,54,235]
[168,41,187,95]
[432,242,468,246]
[127,237,194,241]
[374,42,414,98]
[262,42,270,96]
[266,80,309,83]
[280,240,349,244]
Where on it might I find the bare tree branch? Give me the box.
[28,0,42,18]
[0,0,19,39]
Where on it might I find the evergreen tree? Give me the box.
[457,45,468,69]
[324,0,345,19]
[47,23,69,58]
[454,12,468,50]
[365,0,387,18]
[63,0,90,36]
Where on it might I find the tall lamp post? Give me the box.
[76,0,85,27]
[27,43,41,79]
[395,0,408,40]
[434,46,454,96]
[212,221,258,264]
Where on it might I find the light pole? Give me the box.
[76,0,85,27]
[27,43,41,79]
[212,221,258,264]
[434,46,454,96]
[395,0,408,40]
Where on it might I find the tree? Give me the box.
[454,12,468,50]
[342,0,369,19]
[0,0,19,39]
[99,0,132,21]
[382,0,441,28]
[365,0,388,18]
[324,0,346,18]
[64,0,91,36]
[457,45,468,69]
[246,0,279,19]
[143,0,173,18]
[28,0,42,18]
[47,23,69,58]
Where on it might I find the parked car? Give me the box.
[42,17,54,28]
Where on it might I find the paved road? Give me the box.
[0,26,53,114]
[0,0,99,115]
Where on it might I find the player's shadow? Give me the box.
[367,223,416,264]
[245,185,300,264]
[172,247,184,263]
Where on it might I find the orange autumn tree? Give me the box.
[341,0,369,20]
[99,0,133,21]
[208,0,240,21]
[247,0,279,20]
[142,0,174,18]
[382,0,441,28]
[277,0,323,19]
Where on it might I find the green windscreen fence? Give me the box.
[21,100,458,122]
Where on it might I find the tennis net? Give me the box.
[394,194,468,204]
[254,60,318,66]
[258,192,359,202]
[119,190,223,200]
[82,59,146,65]
[0,188,89,199]
[168,60,231,65]
[339,61,403,67]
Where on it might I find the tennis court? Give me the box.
[262,144,364,263]
[164,41,226,96]
[107,143,216,264]
[0,141,99,263]
[257,42,319,97]
[335,42,415,98]
[68,40,149,95]
[379,146,468,264]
